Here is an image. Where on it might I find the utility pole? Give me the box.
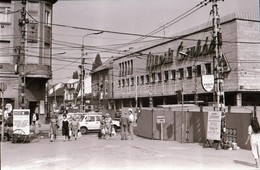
[212,0,226,146]
[80,49,85,113]
[18,0,29,109]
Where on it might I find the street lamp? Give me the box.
[80,31,103,112]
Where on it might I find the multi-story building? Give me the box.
[0,0,57,122]
[94,12,260,110]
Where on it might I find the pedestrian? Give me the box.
[245,117,260,168]
[104,113,112,139]
[34,119,41,142]
[50,114,59,142]
[128,109,134,140]
[32,113,37,125]
[62,114,70,142]
[70,116,79,140]
[99,115,106,139]
[120,112,130,140]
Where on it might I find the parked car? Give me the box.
[79,114,120,134]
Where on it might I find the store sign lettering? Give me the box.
[146,37,216,68]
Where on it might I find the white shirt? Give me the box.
[129,114,134,122]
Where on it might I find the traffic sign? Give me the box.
[157,116,165,124]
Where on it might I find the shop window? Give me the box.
[164,71,169,82]
[205,63,212,75]
[187,67,192,79]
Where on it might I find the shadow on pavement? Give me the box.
[233,160,255,168]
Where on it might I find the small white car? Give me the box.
[79,114,120,134]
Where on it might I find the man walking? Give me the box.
[120,112,129,140]
[128,109,134,140]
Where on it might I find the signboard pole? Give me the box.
[157,116,165,141]
[160,123,163,141]
[1,91,4,142]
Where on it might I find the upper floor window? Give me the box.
[205,63,212,75]
[164,71,169,82]
[146,74,150,84]
[157,73,162,82]
[45,11,51,26]
[171,70,176,80]
[187,67,192,79]
[130,77,134,86]
[0,7,11,24]
[195,65,202,77]
[140,75,144,85]
[178,68,184,79]
[151,73,156,83]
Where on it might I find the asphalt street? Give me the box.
[1,132,258,170]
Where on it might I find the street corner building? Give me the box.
[91,11,260,110]
[0,0,58,122]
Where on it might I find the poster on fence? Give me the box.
[13,109,30,135]
[206,111,221,141]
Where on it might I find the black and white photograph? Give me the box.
[1,0,260,169]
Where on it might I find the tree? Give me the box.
[72,71,79,79]
[92,53,102,70]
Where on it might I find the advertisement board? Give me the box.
[13,109,30,135]
[206,111,221,141]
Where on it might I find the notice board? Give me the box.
[13,109,30,135]
[206,111,221,141]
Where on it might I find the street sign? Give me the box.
[157,116,165,124]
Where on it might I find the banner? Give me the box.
[13,109,30,135]
[206,111,221,141]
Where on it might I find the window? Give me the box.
[0,41,11,63]
[164,71,169,82]
[187,67,192,78]
[122,79,125,87]
[195,65,201,77]
[119,63,122,77]
[0,7,11,24]
[178,68,184,79]
[171,70,176,80]
[146,75,150,84]
[151,73,156,83]
[126,78,129,87]
[131,77,134,86]
[118,80,121,88]
[45,11,51,26]
[137,76,140,85]
[140,75,144,85]
[157,73,162,82]
[205,63,212,75]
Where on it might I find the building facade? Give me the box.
[99,12,260,110]
[0,0,57,121]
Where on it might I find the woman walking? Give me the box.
[50,114,59,142]
[62,114,70,141]
[245,117,260,168]
[70,116,79,140]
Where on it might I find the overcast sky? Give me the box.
[51,0,259,84]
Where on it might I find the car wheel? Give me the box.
[80,127,88,134]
